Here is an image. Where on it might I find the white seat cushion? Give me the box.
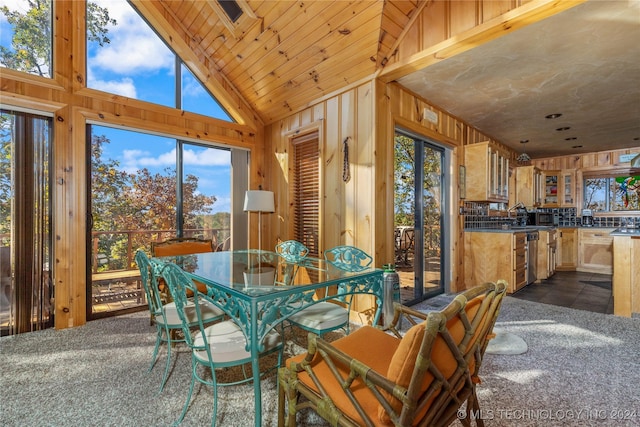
[288,302,348,331]
[193,320,282,364]
[157,298,224,327]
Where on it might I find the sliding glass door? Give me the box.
[394,130,445,304]
[0,110,53,336]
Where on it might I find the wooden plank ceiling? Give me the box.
[133,0,421,126]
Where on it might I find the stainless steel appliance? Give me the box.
[582,209,594,226]
[528,211,555,226]
[526,231,538,284]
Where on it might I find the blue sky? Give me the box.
[1,0,233,214]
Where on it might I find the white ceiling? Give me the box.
[398,0,640,159]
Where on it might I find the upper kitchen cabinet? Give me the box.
[516,165,543,209]
[543,170,576,207]
[464,142,510,203]
[560,169,576,206]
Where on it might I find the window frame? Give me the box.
[290,129,321,258]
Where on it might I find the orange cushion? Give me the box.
[287,326,400,426]
[153,240,213,257]
[378,295,485,425]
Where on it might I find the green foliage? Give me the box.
[0,113,13,238]
[90,135,220,271]
[0,0,115,77]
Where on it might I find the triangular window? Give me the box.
[86,0,232,122]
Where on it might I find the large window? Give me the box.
[89,125,232,317]
[86,0,232,121]
[584,176,640,212]
[0,0,52,77]
[0,110,53,335]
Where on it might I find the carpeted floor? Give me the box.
[1,297,639,426]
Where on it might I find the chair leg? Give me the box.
[277,369,286,427]
[174,359,198,426]
[160,330,173,392]
[149,326,163,373]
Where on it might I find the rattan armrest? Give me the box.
[379,302,429,337]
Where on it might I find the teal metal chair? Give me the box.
[286,245,373,337]
[156,261,284,427]
[274,240,309,286]
[134,250,225,392]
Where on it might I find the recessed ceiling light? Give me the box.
[572,145,583,149]
[556,127,571,131]
[545,113,563,119]
[565,137,577,141]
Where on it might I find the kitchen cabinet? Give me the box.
[543,170,560,206]
[516,165,543,209]
[556,227,577,270]
[578,228,614,274]
[560,169,576,206]
[542,169,576,207]
[612,234,640,317]
[464,231,526,294]
[537,228,557,280]
[464,141,510,203]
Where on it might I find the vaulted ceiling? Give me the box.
[131,0,640,160]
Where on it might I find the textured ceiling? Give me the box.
[397,0,640,159]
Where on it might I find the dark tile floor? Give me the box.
[510,270,613,314]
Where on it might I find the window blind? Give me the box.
[293,132,320,257]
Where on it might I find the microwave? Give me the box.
[528,212,558,226]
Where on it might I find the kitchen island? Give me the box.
[611,228,640,317]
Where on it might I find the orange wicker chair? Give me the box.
[151,237,214,257]
[278,280,507,427]
[151,237,214,297]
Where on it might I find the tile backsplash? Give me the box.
[462,202,640,229]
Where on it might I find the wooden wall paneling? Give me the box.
[375,79,394,266]
[421,0,448,49]
[482,0,518,21]
[449,0,480,36]
[341,89,357,247]
[323,96,341,251]
[355,84,374,252]
[53,107,87,329]
[350,84,376,317]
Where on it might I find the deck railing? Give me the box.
[91,227,230,274]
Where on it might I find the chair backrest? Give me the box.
[275,240,309,286]
[134,250,164,317]
[156,261,208,351]
[323,245,372,272]
[151,237,214,257]
[215,236,231,252]
[276,240,309,262]
[383,280,507,426]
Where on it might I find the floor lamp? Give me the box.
[244,189,275,274]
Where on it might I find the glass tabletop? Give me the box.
[155,250,381,297]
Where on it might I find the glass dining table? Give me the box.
[153,249,384,426]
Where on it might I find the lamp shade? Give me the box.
[243,190,275,213]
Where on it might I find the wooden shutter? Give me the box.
[292,132,320,257]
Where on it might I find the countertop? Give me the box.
[465,226,553,233]
[610,228,640,236]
